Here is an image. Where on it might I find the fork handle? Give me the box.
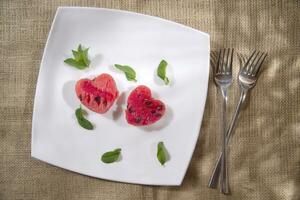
[226,90,247,143]
[220,89,229,194]
[208,90,247,189]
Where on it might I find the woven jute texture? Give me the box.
[0,0,299,199]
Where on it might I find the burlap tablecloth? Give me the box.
[1,0,299,199]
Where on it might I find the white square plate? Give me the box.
[31,7,210,186]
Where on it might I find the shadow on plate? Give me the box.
[89,54,103,69]
[112,92,126,121]
[100,91,128,127]
[62,80,78,110]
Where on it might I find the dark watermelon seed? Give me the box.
[135,117,141,123]
[128,107,134,113]
[151,110,156,114]
[79,95,82,101]
[144,99,152,106]
[94,96,101,104]
[103,99,107,106]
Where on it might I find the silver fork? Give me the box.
[213,49,234,194]
[208,50,268,191]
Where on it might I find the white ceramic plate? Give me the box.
[31,7,210,186]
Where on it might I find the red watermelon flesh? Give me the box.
[126,85,166,126]
[75,73,119,114]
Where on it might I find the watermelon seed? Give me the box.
[94,96,101,104]
[103,99,107,106]
[128,107,134,113]
[79,95,82,101]
[144,99,152,106]
[135,117,141,123]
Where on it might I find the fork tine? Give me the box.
[216,49,222,74]
[219,49,225,73]
[220,49,225,72]
[247,51,261,74]
[229,49,234,73]
[224,48,231,72]
[252,52,267,76]
[249,52,264,74]
[224,48,230,72]
[242,50,257,73]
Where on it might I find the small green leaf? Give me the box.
[75,106,93,130]
[101,148,122,163]
[78,44,83,52]
[157,60,170,85]
[157,141,168,165]
[82,48,90,66]
[64,44,90,69]
[114,64,137,82]
[64,58,87,69]
[72,50,80,61]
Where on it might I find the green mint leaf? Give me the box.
[82,48,90,66]
[157,141,168,165]
[78,44,83,53]
[72,50,80,61]
[114,64,137,82]
[64,58,87,69]
[157,60,170,85]
[75,106,93,130]
[101,148,122,163]
[64,44,90,69]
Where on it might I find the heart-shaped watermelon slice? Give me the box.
[126,85,166,126]
[75,73,119,114]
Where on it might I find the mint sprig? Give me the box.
[64,44,90,69]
